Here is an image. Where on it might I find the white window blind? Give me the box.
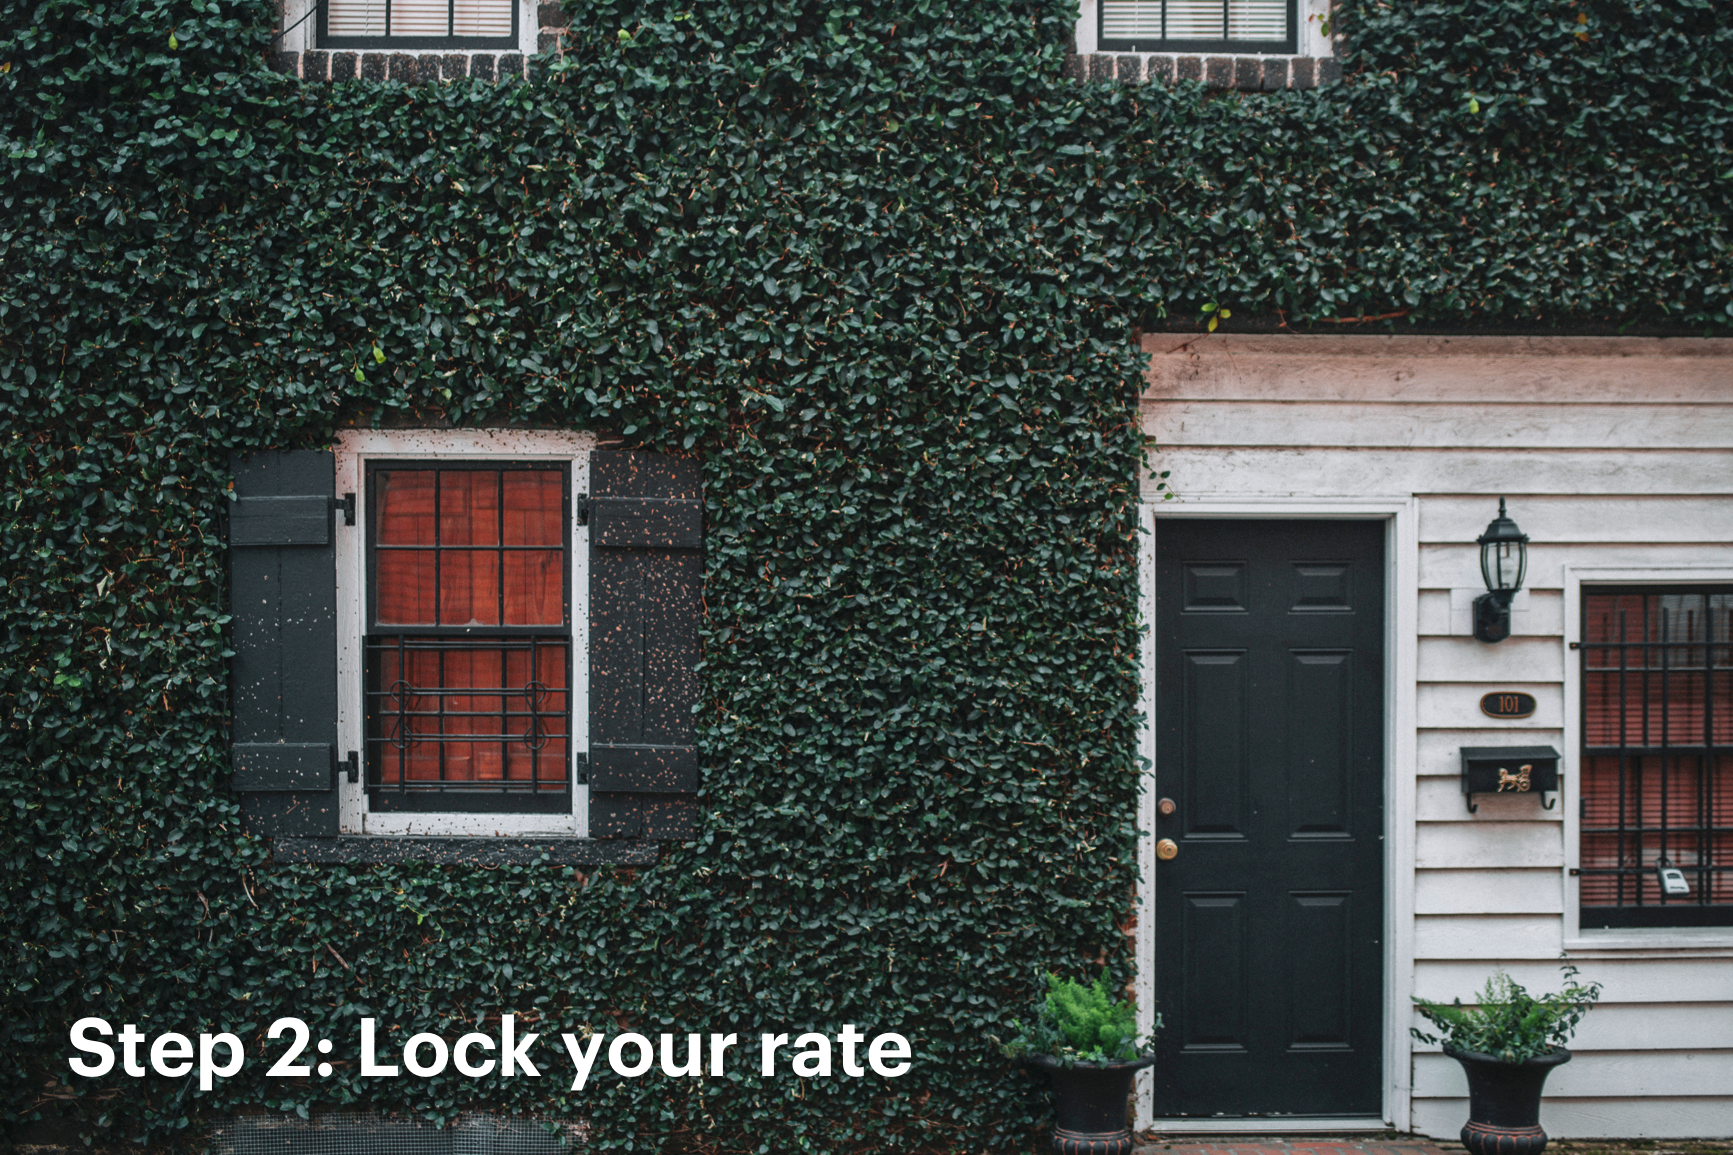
[324,0,513,39]
[1101,0,1288,42]
[453,0,512,37]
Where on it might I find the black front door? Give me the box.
[1152,519,1385,1118]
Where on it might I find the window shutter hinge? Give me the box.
[575,495,590,527]
[333,492,356,527]
[1568,641,1580,650]
[1569,867,1580,876]
[344,750,359,783]
[575,750,588,785]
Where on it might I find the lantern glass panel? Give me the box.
[1482,539,1526,592]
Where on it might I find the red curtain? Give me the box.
[375,468,563,627]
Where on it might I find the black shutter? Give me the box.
[588,450,702,839]
[229,450,340,837]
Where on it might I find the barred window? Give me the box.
[1099,0,1294,53]
[365,463,571,814]
[1579,589,1733,928]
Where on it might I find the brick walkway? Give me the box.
[1133,1141,1457,1155]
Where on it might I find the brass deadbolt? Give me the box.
[1155,838,1179,861]
[1158,797,1176,817]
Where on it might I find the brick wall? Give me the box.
[1064,50,1342,89]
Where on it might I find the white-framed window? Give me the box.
[276,0,537,58]
[335,430,593,837]
[1564,566,1733,948]
[1101,0,1294,53]
[1074,0,1334,58]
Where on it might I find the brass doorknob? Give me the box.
[1158,797,1177,817]
[1156,838,1178,861]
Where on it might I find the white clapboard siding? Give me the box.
[1418,635,1565,682]
[1420,684,1563,729]
[1419,541,1733,591]
[1420,496,1733,543]
[1411,1001,1733,1052]
[1418,776,1563,822]
[1419,589,1565,636]
[1418,728,1566,776]
[1140,402,1733,451]
[1415,1050,1733,1099]
[1140,334,1733,404]
[1417,821,1562,869]
[1417,958,1733,1004]
[1416,868,1561,914]
[1141,336,1733,1138]
[1413,1096,1733,1140]
[1414,914,1565,960]
[1145,448,1733,499]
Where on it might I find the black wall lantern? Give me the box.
[1473,497,1529,643]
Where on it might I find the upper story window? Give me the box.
[319,0,518,50]
[1099,0,1295,53]
[1578,589,1732,928]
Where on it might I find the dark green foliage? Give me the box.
[999,971,1151,1064]
[0,0,1727,1149]
[1412,966,1604,1064]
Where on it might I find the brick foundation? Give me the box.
[1073,52,1342,90]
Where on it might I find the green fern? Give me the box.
[997,970,1157,1064]
[1412,965,1602,1064]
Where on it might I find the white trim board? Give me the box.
[1560,564,1733,953]
[1133,495,1420,1132]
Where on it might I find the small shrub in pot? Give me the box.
[1412,965,1602,1155]
[999,972,1158,1155]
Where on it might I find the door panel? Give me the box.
[1183,652,1250,837]
[1181,893,1248,1049]
[1154,520,1385,1118]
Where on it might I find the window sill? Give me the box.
[1563,926,1733,955]
[272,835,659,865]
[1066,50,1341,90]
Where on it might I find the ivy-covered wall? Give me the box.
[1,0,1728,1150]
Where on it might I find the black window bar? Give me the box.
[364,636,570,813]
[1579,590,1733,928]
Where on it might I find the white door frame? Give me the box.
[1134,495,1420,1133]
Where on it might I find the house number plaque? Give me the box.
[1480,691,1536,719]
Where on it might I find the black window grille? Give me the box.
[1579,589,1733,927]
[317,0,518,52]
[1098,0,1297,55]
[364,462,571,814]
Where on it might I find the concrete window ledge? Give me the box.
[271,836,660,866]
[1065,51,1342,90]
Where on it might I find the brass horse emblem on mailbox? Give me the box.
[1497,764,1534,792]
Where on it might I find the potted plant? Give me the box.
[998,971,1158,1155]
[1412,965,1602,1155]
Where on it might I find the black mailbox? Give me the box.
[1461,745,1559,813]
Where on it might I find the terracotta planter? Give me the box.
[1025,1055,1155,1155]
[1446,1045,1572,1155]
